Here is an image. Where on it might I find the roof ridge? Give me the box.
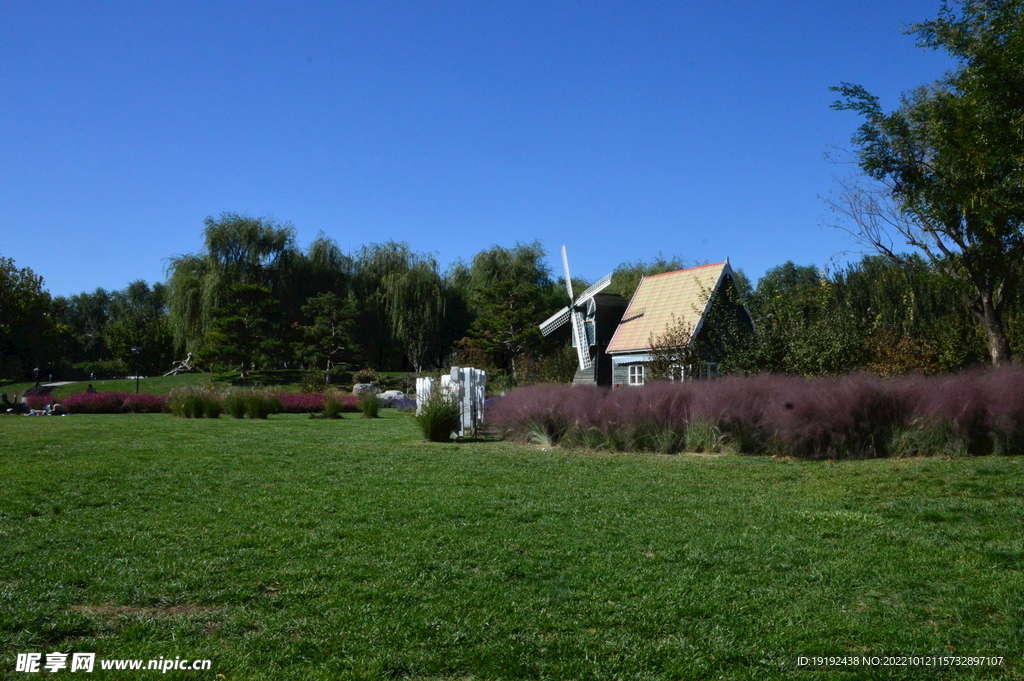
[643,261,726,279]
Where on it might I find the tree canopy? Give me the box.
[831,0,1024,365]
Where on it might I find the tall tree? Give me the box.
[384,259,447,374]
[293,292,355,374]
[466,241,555,382]
[166,213,298,356]
[831,0,1024,365]
[0,255,54,378]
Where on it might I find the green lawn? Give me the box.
[1,412,1022,679]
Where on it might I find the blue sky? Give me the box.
[1,1,955,297]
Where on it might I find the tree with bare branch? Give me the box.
[830,0,1024,365]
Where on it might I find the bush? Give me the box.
[415,388,460,442]
[299,371,329,394]
[168,386,222,418]
[353,367,380,385]
[359,391,382,419]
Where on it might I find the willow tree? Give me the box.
[166,213,298,354]
[831,0,1024,365]
[383,258,448,373]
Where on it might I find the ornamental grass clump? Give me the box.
[224,388,281,419]
[359,391,382,419]
[414,387,460,442]
[323,392,349,419]
[168,386,222,419]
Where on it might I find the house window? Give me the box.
[628,364,645,386]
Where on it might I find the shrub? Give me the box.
[415,388,460,442]
[168,386,222,418]
[299,371,329,394]
[684,420,724,453]
[353,367,380,385]
[246,390,280,419]
[359,391,382,419]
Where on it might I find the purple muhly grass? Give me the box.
[487,384,581,444]
[122,393,168,413]
[62,391,132,414]
[980,366,1024,452]
[277,393,326,413]
[25,394,53,410]
[760,374,897,459]
[689,375,778,453]
[896,370,990,455]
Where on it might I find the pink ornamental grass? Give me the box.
[122,393,168,413]
[24,394,53,410]
[62,391,132,414]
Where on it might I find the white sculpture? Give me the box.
[416,366,487,438]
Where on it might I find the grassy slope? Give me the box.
[1,413,1022,680]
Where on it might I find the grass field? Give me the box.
[2,412,1022,679]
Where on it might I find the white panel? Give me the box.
[539,306,571,335]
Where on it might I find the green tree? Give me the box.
[384,259,448,373]
[831,0,1024,365]
[166,213,298,356]
[202,283,281,372]
[103,281,174,374]
[466,242,555,383]
[293,292,355,374]
[0,255,54,377]
[736,263,868,375]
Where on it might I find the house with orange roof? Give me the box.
[605,260,754,387]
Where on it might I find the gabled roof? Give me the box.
[606,261,730,355]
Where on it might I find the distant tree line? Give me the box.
[4,213,1024,386]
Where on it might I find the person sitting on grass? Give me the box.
[86,384,97,393]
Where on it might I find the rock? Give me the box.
[378,390,406,405]
[352,383,378,396]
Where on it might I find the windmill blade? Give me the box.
[561,245,574,302]
[539,306,571,336]
[570,310,592,370]
[574,272,612,305]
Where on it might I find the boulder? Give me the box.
[352,383,378,396]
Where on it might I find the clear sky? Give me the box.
[1,1,955,298]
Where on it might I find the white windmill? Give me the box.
[539,246,614,373]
